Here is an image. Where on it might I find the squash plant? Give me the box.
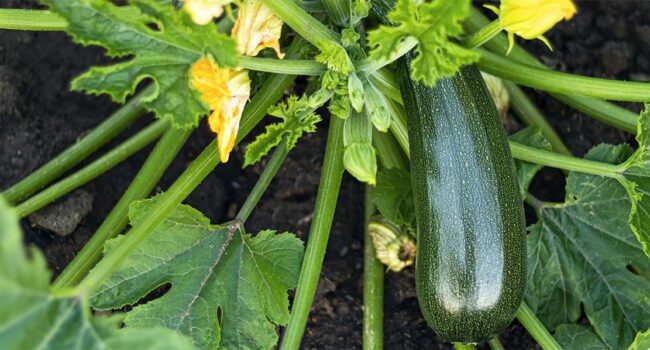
[1,0,649,349]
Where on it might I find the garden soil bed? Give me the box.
[1,1,648,348]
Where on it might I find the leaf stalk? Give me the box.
[516,303,562,350]
[14,119,169,218]
[280,116,346,350]
[52,126,192,290]
[2,87,151,204]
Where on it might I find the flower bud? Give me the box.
[344,143,377,185]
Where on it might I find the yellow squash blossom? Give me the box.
[486,0,576,54]
[231,0,284,58]
[185,0,232,25]
[191,59,251,162]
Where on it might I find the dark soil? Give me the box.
[1,1,648,349]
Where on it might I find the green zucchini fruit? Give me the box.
[397,60,527,343]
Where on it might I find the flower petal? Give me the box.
[232,0,284,58]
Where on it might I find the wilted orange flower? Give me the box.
[191,59,250,162]
[185,0,232,25]
[231,0,284,58]
[486,0,576,54]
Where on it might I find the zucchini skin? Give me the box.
[398,60,526,343]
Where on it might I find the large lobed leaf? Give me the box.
[367,0,479,86]
[0,196,196,350]
[526,144,650,349]
[91,198,305,350]
[42,0,238,128]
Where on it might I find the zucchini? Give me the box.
[398,60,527,342]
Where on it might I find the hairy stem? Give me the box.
[509,142,620,178]
[478,48,650,102]
[15,119,168,218]
[261,0,338,45]
[0,9,66,31]
[321,0,349,26]
[52,126,192,290]
[464,19,501,49]
[280,116,346,350]
[363,186,385,350]
[516,303,562,350]
[239,56,325,76]
[2,87,150,204]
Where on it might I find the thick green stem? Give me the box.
[0,9,66,31]
[261,0,338,45]
[75,38,301,296]
[2,87,150,204]
[280,117,346,350]
[236,139,290,224]
[239,56,325,76]
[516,303,562,350]
[477,48,650,102]
[362,127,407,350]
[504,81,571,155]
[52,126,192,290]
[552,94,637,134]
[321,0,349,26]
[465,7,639,131]
[464,19,501,49]
[14,119,168,218]
[487,337,505,350]
[510,141,620,177]
[454,343,476,350]
[363,186,384,350]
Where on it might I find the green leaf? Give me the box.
[91,198,305,350]
[0,196,196,350]
[509,126,552,198]
[629,328,650,350]
[43,0,238,128]
[245,95,322,166]
[620,104,650,256]
[526,144,650,349]
[554,324,607,350]
[367,0,479,86]
[370,168,415,228]
[315,39,353,74]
